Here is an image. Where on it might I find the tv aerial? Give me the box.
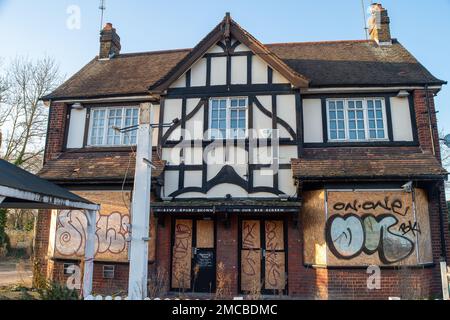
[99,0,106,31]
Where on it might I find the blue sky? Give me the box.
[0,0,449,131]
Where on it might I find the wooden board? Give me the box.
[414,188,433,264]
[196,220,214,249]
[53,191,131,262]
[148,214,156,261]
[171,219,192,289]
[301,190,327,265]
[242,220,260,249]
[326,191,417,266]
[265,251,286,290]
[241,249,261,292]
[265,221,284,251]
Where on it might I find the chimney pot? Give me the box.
[369,3,392,45]
[99,23,121,59]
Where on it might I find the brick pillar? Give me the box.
[44,102,67,163]
[33,209,53,286]
[216,215,238,296]
[413,90,441,159]
[155,215,172,292]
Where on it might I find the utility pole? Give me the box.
[127,103,153,300]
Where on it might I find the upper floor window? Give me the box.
[210,97,247,139]
[88,106,139,146]
[327,98,388,142]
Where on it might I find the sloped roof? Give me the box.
[38,150,165,183]
[266,40,444,87]
[43,23,445,101]
[0,159,95,208]
[44,49,190,100]
[291,148,448,181]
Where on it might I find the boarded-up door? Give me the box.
[240,219,286,294]
[171,219,193,289]
[171,218,216,292]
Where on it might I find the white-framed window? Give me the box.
[209,97,247,139]
[102,265,115,279]
[88,106,139,146]
[327,98,388,142]
[63,263,76,276]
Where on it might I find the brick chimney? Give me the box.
[369,3,392,45]
[99,23,121,59]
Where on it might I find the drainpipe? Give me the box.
[424,85,447,261]
[424,85,436,156]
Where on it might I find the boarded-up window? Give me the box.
[171,220,193,289]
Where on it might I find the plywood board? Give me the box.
[196,220,214,249]
[53,191,131,262]
[414,188,433,264]
[172,220,192,289]
[301,190,326,265]
[241,249,261,292]
[265,221,284,251]
[265,251,286,290]
[148,214,156,262]
[326,191,419,266]
[242,220,261,249]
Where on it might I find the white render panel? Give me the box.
[163,171,179,198]
[254,95,272,138]
[210,57,227,85]
[184,147,203,165]
[234,43,251,52]
[303,99,324,143]
[206,184,248,198]
[163,99,182,140]
[279,146,298,164]
[278,169,297,196]
[191,58,207,87]
[67,108,86,149]
[273,70,289,84]
[185,98,203,140]
[207,44,224,53]
[184,171,202,188]
[170,73,186,88]
[277,95,297,133]
[231,56,247,85]
[390,97,414,142]
[162,147,181,165]
[252,55,268,84]
[151,104,160,147]
[253,169,273,188]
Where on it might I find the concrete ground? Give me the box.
[0,258,32,287]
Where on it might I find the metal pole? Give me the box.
[82,209,96,298]
[127,103,153,300]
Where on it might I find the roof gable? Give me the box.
[148,13,310,93]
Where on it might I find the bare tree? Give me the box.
[0,56,62,172]
[440,130,450,201]
[0,56,62,230]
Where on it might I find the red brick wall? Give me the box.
[413,90,441,159]
[44,102,67,163]
[155,214,172,292]
[51,261,129,295]
[33,209,52,284]
[216,215,238,296]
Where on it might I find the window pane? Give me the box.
[330,111,336,120]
